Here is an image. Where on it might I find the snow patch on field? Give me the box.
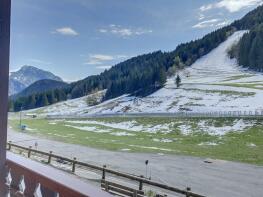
[63,118,256,136]
[178,125,192,135]
[198,142,219,146]
[247,143,257,147]
[153,138,173,143]
[48,122,57,125]
[66,120,141,131]
[197,119,254,135]
[65,120,172,134]
[110,132,136,136]
[129,145,173,152]
[65,124,111,133]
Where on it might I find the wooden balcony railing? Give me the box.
[2,152,112,197]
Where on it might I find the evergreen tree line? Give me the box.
[11,5,263,111]
[10,89,68,112]
[227,5,263,71]
[229,24,263,71]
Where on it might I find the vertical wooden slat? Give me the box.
[10,168,22,191]
[0,0,11,169]
[41,184,58,197]
[24,174,38,196]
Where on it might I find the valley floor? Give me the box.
[8,116,263,165]
[7,128,263,197]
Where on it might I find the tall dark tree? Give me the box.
[158,67,167,87]
[175,75,181,88]
[26,94,36,109]
[38,94,49,107]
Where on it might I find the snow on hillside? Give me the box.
[31,90,106,116]
[31,31,263,116]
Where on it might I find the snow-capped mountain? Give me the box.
[9,65,63,95]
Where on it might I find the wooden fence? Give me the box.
[7,142,205,197]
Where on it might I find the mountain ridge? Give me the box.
[9,65,63,95]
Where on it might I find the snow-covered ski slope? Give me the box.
[32,31,263,116]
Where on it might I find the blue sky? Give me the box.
[10,0,263,81]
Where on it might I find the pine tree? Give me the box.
[158,67,167,87]
[27,94,36,109]
[175,75,181,88]
[47,91,56,104]
[39,94,49,107]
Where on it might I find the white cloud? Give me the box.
[84,54,114,65]
[84,54,128,65]
[198,13,205,21]
[91,54,114,61]
[215,20,231,27]
[193,19,220,28]
[99,29,108,33]
[98,24,152,37]
[200,4,213,11]
[193,18,230,29]
[200,0,263,13]
[53,27,79,36]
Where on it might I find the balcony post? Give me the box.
[0,0,11,171]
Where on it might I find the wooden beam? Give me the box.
[0,0,11,169]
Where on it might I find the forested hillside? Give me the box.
[227,5,263,71]
[11,79,68,100]
[229,24,263,71]
[10,5,263,111]
[71,51,173,101]
[10,88,68,112]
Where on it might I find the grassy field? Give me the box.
[213,82,263,90]
[8,116,263,165]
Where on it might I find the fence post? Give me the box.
[28,146,32,158]
[72,157,76,173]
[186,187,191,197]
[139,175,143,191]
[8,141,11,150]
[102,165,106,180]
[105,181,109,192]
[48,151,52,164]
